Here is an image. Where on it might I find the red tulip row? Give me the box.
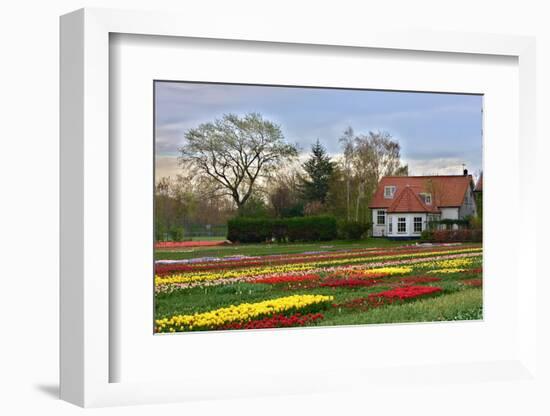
[155,241,226,248]
[334,286,443,310]
[371,286,442,301]
[220,313,324,330]
[253,271,444,290]
[400,276,442,284]
[319,278,385,288]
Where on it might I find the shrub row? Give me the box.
[434,219,470,227]
[227,216,339,243]
[337,220,370,240]
[420,229,482,243]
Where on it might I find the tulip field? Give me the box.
[154,241,483,333]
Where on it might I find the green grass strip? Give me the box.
[321,288,482,326]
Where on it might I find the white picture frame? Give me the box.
[60,7,539,408]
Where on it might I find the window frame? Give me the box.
[397,217,407,233]
[420,193,432,205]
[377,210,386,225]
[413,216,423,233]
[384,186,396,199]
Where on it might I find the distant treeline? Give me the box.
[155,113,408,241]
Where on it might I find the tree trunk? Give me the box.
[346,175,350,221]
[236,201,245,216]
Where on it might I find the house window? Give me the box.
[384,186,396,199]
[377,210,386,225]
[388,220,393,234]
[397,217,406,233]
[420,193,432,205]
[414,217,423,233]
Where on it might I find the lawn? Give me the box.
[155,238,410,260]
[154,239,483,333]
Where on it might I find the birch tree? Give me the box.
[336,128,408,222]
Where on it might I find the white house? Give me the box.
[369,172,477,238]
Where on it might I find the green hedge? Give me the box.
[226,217,272,243]
[337,220,370,240]
[227,216,338,243]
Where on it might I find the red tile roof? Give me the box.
[369,175,474,211]
[387,186,439,213]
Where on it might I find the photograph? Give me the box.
[153,81,483,333]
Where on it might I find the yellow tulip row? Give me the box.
[155,294,334,333]
[427,268,467,274]
[155,247,482,286]
[361,266,413,275]
[414,257,477,270]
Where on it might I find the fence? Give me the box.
[156,223,228,242]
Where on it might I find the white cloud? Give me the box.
[404,157,479,178]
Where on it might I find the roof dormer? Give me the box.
[384,186,396,199]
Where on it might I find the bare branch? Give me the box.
[178,113,298,210]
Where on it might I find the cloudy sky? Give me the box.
[155,81,482,179]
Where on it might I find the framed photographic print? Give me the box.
[60,7,540,409]
[152,80,483,335]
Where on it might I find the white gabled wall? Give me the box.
[373,205,474,237]
[386,213,427,238]
[459,186,477,218]
[372,209,387,237]
[440,207,459,220]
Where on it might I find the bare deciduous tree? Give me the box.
[268,170,302,217]
[179,113,299,213]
